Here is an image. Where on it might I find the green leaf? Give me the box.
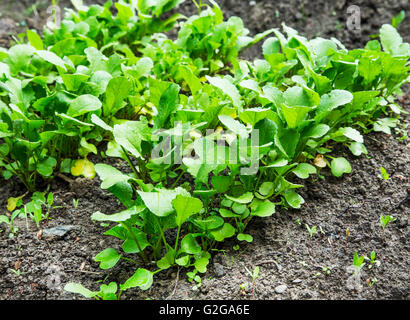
[380,24,410,56]
[380,167,389,180]
[64,283,98,298]
[226,192,254,204]
[91,206,145,222]
[283,190,305,209]
[87,71,113,96]
[315,90,353,122]
[251,200,276,217]
[175,255,190,267]
[70,159,95,179]
[0,215,10,224]
[94,248,121,270]
[219,208,237,218]
[104,77,132,116]
[257,182,274,199]
[281,104,312,128]
[283,86,320,107]
[239,79,259,92]
[392,10,405,28]
[5,44,35,74]
[305,124,330,138]
[237,233,253,242]
[338,127,363,143]
[349,142,368,156]
[36,50,67,71]
[67,94,102,118]
[113,119,151,158]
[61,73,90,91]
[154,83,180,129]
[91,114,113,132]
[95,164,132,189]
[37,157,57,177]
[180,234,201,254]
[194,216,224,230]
[172,194,203,226]
[122,229,150,254]
[206,76,242,110]
[218,115,248,139]
[100,282,118,298]
[239,108,273,126]
[27,30,43,50]
[120,268,153,291]
[157,250,175,270]
[135,57,153,78]
[194,256,210,273]
[211,176,232,193]
[331,157,352,177]
[178,65,202,94]
[210,223,236,242]
[373,118,397,135]
[138,187,190,217]
[292,163,316,179]
[232,202,247,214]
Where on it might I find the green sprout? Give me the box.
[380,214,396,235]
[364,251,381,269]
[305,224,317,239]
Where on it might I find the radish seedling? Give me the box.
[379,214,396,236]
[364,251,381,269]
[245,266,260,298]
[1,0,405,299]
[346,252,366,292]
[305,224,317,239]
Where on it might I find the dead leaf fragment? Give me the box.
[14,259,21,270]
[314,154,327,168]
[36,230,43,240]
[7,197,19,212]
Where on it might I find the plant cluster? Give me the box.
[0,0,408,298]
[0,191,58,237]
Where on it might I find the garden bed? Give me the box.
[0,0,409,300]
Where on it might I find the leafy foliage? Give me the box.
[0,0,408,298]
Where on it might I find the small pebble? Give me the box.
[292,279,302,284]
[213,263,225,278]
[275,284,287,294]
[42,225,78,238]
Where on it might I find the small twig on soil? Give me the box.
[255,260,281,272]
[166,267,180,300]
[57,173,75,185]
[337,204,362,218]
[395,193,409,209]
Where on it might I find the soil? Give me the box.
[0,0,409,300]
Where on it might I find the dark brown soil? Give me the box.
[0,0,409,300]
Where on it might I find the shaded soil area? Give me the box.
[0,0,409,300]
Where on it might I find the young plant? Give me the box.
[364,251,381,269]
[187,269,202,291]
[305,224,317,239]
[379,167,389,180]
[239,281,249,295]
[379,214,396,236]
[0,212,20,238]
[346,251,366,292]
[64,282,121,300]
[366,277,378,287]
[5,0,403,299]
[244,266,260,298]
